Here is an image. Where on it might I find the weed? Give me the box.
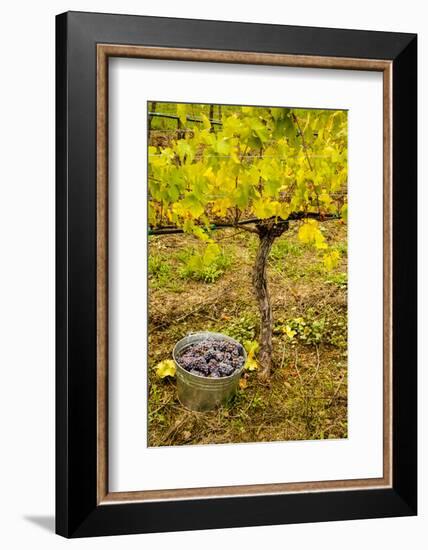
[148,253,173,289]
[270,237,302,262]
[334,241,348,256]
[275,307,347,348]
[178,246,233,283]
[325,271,348,289]
[221,313,258,342]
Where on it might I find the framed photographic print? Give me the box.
[56,11,417,538]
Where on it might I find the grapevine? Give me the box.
[149,103,347,379]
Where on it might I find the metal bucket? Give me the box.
[173,331,247,412]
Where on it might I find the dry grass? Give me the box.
[148,223,348,447]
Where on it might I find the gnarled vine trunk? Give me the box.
[252,221,288,380]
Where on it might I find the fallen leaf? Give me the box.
[155,359,176,379]
[239,378,248,389]
[245,357,259,371]
[244,340,259,371]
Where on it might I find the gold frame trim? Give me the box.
[96,44,393,505]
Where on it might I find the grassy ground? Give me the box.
[148,222,348,447]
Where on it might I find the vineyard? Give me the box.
[148,102,348,446]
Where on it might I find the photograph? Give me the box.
[0,0,421,545]
[147,101,348,447]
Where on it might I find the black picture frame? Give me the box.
[56,10,417,538]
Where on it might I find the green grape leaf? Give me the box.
[176,140,195,164]
[215,137,231,156]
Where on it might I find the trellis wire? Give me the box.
[148,212,340,236]
[148,112,223,126]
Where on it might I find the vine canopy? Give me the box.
[148,104,347,268]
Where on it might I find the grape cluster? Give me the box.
[177,338,245,378]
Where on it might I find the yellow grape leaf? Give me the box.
[191,225,209,241]
[201,113,211,130]
[182,219,195,234]
[298,219,327,249]
[148,202,158,226]
[245,357,259,371]
[330,174,341,192]
[253,198,275,219]
[212,197,232,216]
[155,359,176,378]
[215,138,231,156]
[176,104,188,126]
[314,230,328,250]
[284,325,297,340]
[319,191,331,205]
[203,166,215,180]
[298,219,318,243]
[223,115,243,137]
[203,243,221,265]
[276,202,291,220]
[244,340,259,371]
[171,201,188,219]
[230,147,241,164]
[239,378,248,389]
[270,201,288,217]
[323,250,340,271]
